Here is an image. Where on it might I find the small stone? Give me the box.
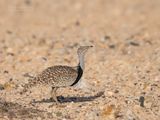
[32,34,36,39]
[139,96,145,107]
[75,21,80,26]
[4,70,9,74]
[104,35,110,40]
[7,52,15,56]
[41,57,47,61]
[146,70,150,73]
[25,0,31,5]
[134,83,137,85]
[114,90,119,93]
[6,30,12,34]
[101,35,110,42]
[128,41,140,46]
[0,84,4,90]
[9,78,13,81]
[108,44,115,49]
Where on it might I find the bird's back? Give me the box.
[35,65,78,87]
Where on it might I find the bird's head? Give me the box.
[77,46,93,57]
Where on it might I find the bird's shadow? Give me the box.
[32,91,104,103]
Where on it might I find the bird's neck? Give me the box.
[78,54,85,70]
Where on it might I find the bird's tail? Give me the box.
[20,77,37,94]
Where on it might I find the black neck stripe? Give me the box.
[71,66,83,86]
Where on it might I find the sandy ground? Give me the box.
[0,0,160,119]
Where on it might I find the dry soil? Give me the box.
[0,0,160,120]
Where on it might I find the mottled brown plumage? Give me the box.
[22,46,93,104]
[36,66,78,87]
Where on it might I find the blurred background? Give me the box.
[0,0,160,45]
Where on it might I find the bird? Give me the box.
[22,45,93,104]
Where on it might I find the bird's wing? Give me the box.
[37,66,78,86]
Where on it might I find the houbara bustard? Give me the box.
[22,46,93,104]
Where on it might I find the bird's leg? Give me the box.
[51,87,58,103]
[49,87,59,107]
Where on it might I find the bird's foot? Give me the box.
[48,97,59,107]
[48,97,65,108]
